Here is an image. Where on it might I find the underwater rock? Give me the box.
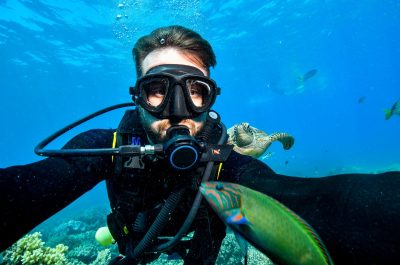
[216,232,273,265]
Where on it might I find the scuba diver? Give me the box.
[1,25,400,265]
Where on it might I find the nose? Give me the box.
[169,84,191,122]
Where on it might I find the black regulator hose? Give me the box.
[125,188,186,262]
[152,161,214,253]
[34,103,135,157]
[151,122,228,253]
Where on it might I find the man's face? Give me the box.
[138,48,208,144]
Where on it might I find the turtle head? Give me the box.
[232,122,254,147]
[241,122,250,130]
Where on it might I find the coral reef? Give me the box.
[144,231,273,265]
[3,232,68,265]
[44,206,117,264]
[1,206,115,265]
[91,249,112,265]
[1,205,272,265]
[68,249,111,265]
[54,220,88,235]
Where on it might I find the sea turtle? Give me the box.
[227,122,295,159]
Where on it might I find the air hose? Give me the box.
[151,121,227,253]
[151,159,215,252]
[124,188,186,263]
[120,115,227,263]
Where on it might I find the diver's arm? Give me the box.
[232,154,400,265]
[0,129,114,252]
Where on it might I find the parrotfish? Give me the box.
[384,99,400,120]
[200,182,334,265]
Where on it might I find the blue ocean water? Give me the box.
[0,0,399,262]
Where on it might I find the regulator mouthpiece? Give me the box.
[164,125,201,170]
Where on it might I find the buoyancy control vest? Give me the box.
[106,109,233,263]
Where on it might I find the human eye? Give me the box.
[143,79,167,106]
[148,82,166,97]
[187,80,211,107]
[189,85,202,96]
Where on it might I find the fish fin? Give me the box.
[234,231,248,259]
[225,209,249,225]
[384,109,392,120]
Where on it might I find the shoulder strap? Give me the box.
[116,108,146,146]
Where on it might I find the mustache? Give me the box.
[157,120,196,135]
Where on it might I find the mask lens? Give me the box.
[141,78,168,107]
[186,79,212,108]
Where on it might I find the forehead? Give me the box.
[141,48,207,76]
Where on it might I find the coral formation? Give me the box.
[3,232,68,265]
[91,249,112,265]
[54,220,88,235]
[1,206,272,265]
[41,207,118,264]
[68,249,111,265]
[144,231,273,264]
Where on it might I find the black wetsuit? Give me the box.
[1,129,399,264]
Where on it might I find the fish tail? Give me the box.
[384,109,392,120]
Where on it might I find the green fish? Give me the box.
[200,182,334,265]
[384,99,400,120]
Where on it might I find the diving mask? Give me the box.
[130,64,220,119]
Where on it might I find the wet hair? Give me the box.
[133,25,216,76]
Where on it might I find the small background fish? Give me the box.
[384,99,400,120]
[299,69,318,82]
[358,96,366,103]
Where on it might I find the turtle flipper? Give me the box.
[269,132,295,150]
[227,123,254,147]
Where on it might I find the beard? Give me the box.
[138,107,206,144]
[153,119,198,142]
